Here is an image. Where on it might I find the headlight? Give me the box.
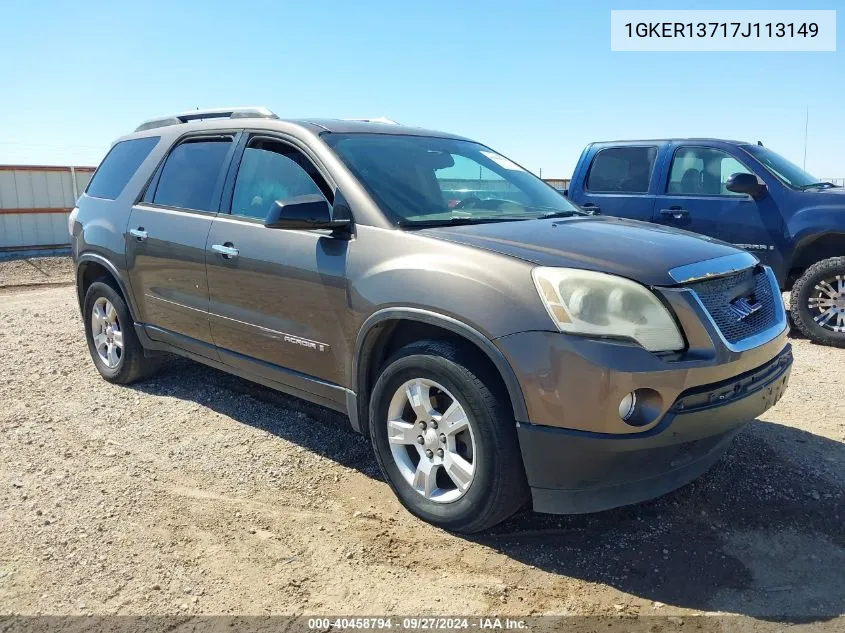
[531,267,684,352]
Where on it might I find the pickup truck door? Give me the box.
[204,134,350,408]
[652,145,782,267]
[568,145,659,222]
[125,133,238,359]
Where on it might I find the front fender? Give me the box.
[787,204,845,270]
[352,307,530,425]
[345,227,555,431]
[350,249,551,341]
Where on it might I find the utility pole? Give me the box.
[803,105,809,171]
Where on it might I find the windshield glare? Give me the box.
[741,144,819,189]
[324,133,580,226]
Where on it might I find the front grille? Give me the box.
[686,267,778,344]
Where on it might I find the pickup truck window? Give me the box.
[586,146,657,194]
[741,144,820,190]
[668,147,753,196]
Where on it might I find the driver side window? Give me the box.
[231,139,330,220]
[667,147,753,196]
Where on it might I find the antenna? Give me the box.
[803,105,809,170]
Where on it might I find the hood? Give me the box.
[418,216,746,286]
[812,187,845,197]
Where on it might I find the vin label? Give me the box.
[610,10,836,51]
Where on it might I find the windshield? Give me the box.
[741,144,822,189]
[324,133,582,226]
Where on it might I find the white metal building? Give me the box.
[0,165,94,254]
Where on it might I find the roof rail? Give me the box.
[342,117,399,125]
[134,107,279,132]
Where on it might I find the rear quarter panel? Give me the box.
[72,133,171,309]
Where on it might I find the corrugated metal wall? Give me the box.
[0,166,94,250]
[543,178,570,191]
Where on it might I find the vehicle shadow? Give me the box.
[131,358,380,477]
[132,358,844,622]
[475,419,845,622]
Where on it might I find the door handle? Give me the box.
[211,243,239,259]
[659,207,689,220]
[129,228,148,241]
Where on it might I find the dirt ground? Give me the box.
[0,257,74,291]
[0,258,843,629]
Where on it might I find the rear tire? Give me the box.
[368,340,528,533]
[83,280,161,383]
[790,257,845,348]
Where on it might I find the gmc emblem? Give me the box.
[729,296,763,321]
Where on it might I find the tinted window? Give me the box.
[668,147,753,196]
[153,137,232,211]
[586,146,657,193]
[86,137,159,200]
[231,141,327,220]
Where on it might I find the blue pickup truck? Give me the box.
[566,139,845,347]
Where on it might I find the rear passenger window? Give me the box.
[586,146,657,193]
[86,137,159,200]
[668,147,754,196]
[153,137,233,211]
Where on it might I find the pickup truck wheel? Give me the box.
[83,280,161,383]
[790,257,845,347]
[368,340,528,533]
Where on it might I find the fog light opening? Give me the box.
[618,388,663,428]
[619,392,637,421]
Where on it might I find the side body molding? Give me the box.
[349,307,529,434]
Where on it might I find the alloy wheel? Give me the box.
[91,297,123,368]
[808,274,845,333]
[386,378,476,503]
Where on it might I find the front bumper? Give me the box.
[514,344,792,514]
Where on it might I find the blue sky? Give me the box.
[0,0,842,178]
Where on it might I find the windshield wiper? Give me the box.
[800,181,838,190]
[538,210,582,219]
[399,217,530,229]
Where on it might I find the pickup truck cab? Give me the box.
[567,139,845,347]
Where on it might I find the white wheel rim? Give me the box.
[91,297,123,369]
[386,378,476,503]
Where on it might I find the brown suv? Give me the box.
[70,107,792,532]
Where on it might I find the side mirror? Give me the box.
[264,194,351,231]
[726,172,767,199]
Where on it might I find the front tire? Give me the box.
[790,257,845,347]
[368,340,528,533]
[83,280,160,383]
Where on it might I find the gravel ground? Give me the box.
[0,259,843,629]
[0,257,73,291]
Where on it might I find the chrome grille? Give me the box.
[686,267,778,344]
